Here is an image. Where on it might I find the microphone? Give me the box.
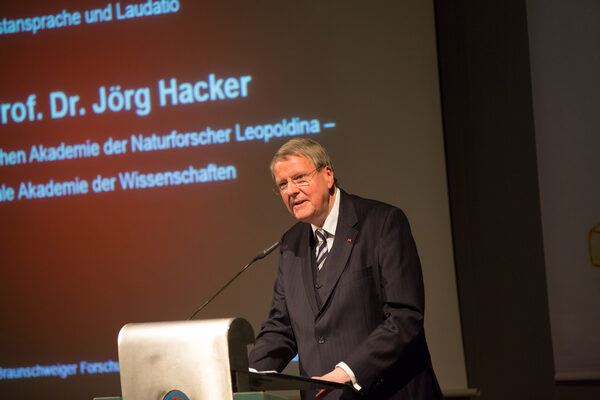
[255,240,281,260]
[188,241,281,320]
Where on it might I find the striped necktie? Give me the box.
[315,228,328,271]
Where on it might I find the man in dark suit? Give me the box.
[249,138,442,400]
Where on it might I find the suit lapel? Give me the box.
[317,191,358,315]
[299,225,320,316]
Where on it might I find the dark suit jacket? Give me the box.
[249,190,442,400]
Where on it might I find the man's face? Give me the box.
[272,154,335,226]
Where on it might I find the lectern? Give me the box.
[117,318,344,400]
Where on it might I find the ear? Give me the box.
[323,166,335,189]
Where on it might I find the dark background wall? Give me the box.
[434,1,600,399]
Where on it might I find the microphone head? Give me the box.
[256,241,281,259]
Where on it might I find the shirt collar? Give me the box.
[311,187,339,237]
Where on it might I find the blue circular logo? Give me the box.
[163,389,190,400]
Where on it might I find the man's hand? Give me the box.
[312,366,351,399]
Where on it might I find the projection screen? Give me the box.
[0,1,467,398]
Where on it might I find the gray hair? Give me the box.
[270,138,336,183]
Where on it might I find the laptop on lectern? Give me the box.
[117,318,254,400]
